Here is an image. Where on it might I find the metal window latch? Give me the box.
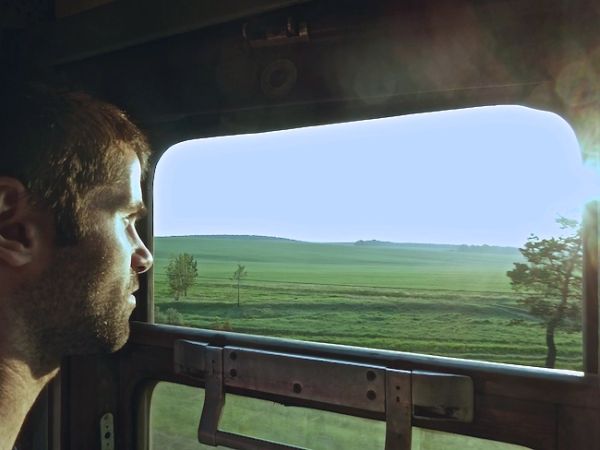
[174,339,209,377]
[173,340,473,450]
[100,413,114,450]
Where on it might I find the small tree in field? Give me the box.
[506,218,582,368]
[232,264,247,307]
[166,253,198,300]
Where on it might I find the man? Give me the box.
[0,83,153,449]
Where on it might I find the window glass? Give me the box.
[150,382,531,450]
[150,382,203,450]
[154,106,597,370]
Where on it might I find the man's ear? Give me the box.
[0,177,34,267]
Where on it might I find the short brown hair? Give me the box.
[0,83,151,245]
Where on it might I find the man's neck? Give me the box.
[0,359,58,450]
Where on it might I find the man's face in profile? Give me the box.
[12,150,153,362]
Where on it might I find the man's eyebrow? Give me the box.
[89,186,147,218]
[126,202,148,219]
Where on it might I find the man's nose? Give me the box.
[132,242,153,274]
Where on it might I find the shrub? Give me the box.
[154,306,184,325]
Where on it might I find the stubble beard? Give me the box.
[11,237,135,375]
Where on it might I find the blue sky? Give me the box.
[154,106,598,247]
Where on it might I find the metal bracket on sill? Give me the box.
[174,340,473,450]
[242,16,309,48]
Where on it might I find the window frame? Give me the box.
[145,115,599,375]
[127,123,600,449]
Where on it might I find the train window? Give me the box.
[150,382,531,450]
[153,105,596,371]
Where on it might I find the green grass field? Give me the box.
[153,236,581,367]
[150,235,581,449]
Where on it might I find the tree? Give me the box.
[166,253,198,300]
[506,217,582,368]
[232,264,247,307]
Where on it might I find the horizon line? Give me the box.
[153,234,519,248]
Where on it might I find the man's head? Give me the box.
[0,83,153,371]
[0,83,150,245]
